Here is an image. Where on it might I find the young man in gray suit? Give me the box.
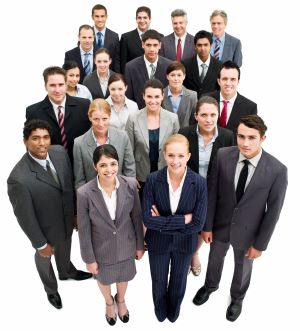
[7,120,92,310]
[193,115,288,321]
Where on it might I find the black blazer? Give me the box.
[179,124,235,179]
[26,95,90,163]
[182,55,222,99]
[64,47,96,84]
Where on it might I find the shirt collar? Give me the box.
[167,167,187,192]
[94,26,106,36]
[238,148,263,167]
[197,54,211,66]
[144,56,158,68]
[91,127,110,145]
[167,86,183,97]
[28,152,50,169]
[97,175,120,191]
[79,46,93,56]
[220,92,238,104]
[49,96,66,110]
[196,124,218,141]
[213,33,225,43]
[174,32,187,42]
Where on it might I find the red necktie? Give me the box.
[176,38,182,62]
[57,106,68,150]
[220,100,228,128]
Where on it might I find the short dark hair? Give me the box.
[194,30,213,45]
[93,144,119,165]
[43,66,66,84]
[166,61,186,75]
[142,29,162,43]
[136,6,151,19]
[238,115,267,137]
[95,47,111,59]
[92,4,107,16]
[62,60,79,71]
[108,73,127,87]
[143,79,164,95]
[196,96,219,114]
[219,60,241,80]
[23,119,51,140]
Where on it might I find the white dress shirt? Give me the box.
[49,97,66,121]
[167,167,187,214]
[219,92,238,124]
[144,56,158,79]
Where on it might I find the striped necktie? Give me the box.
[83,53,91,75]
[57,106,68,150]
[214,38,220,60]
[149,63,156,79]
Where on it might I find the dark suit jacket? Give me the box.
[64,46,96,84]
[7,146,75,249]
[182,55,222,99]
[142,167,207,253]
[221,33,243,67]
[205,147,288,251]
[179,124,234,178]
[125,55,172,109]
[26,95,90,163]
[159,32,196,61]
[206,91,257,134]
[82,69,115,99]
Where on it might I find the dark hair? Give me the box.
[142,29,162,43]
[108,73,127,87]
[237,115,267,137]
[23,119,51,140]
[92,4,107,16]
[136,6,151,19]
[143,79,164,94]
[166,61,186,75]
[78,24,94,36]
[194,30,213,45]
[218,60,241,80]
[43,66,66,84]
[62,60,80,71]
[95,47,111,59]
[196,96,219,114]
[93,144,119,165]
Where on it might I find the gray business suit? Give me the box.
[159,32,196,61]
[203,146,288,303]
[125,107,179,182]
[162,86,197,128]
[7,146,78,294]
[73,127,136,189]
[77,176,144,284]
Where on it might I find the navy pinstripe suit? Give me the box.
[142,167,207,322]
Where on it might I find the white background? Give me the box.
[0,0,299,330]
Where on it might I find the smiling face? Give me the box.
[218,68,239,100]
[95,52,111,75]
[210,15,227,38]
[143,87,163,112]
[92,9,107,31]
[172,15,187,37]
[164,141,190,177]
[45,74,67,105]
[136,10,151,32]
[195,102,218,135]
[237,124,265,159]
[24,128,51,159]
[78,28,94,52]
[66,67,80,89]
[108,79,127,103]
[89,109,110,136]
[94,155,119,183]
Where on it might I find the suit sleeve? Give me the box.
[173,116,180,133]
[120,34,127,74]
[233,39,243,68]
[112,37,121,73]
[73,139,87,190]
[125,65,134,102]
[125,114,135,152]
[121,132,136,177]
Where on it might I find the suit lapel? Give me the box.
[137,108,149,149]
[189,125,199,169]
[156,168,172,215]
[176,168,195,213]
[227,93,241,128]
[159,108,169,149]
[86,128,97,160]
[42,97,58,125]
[226,148,239,199]
[48,149,64,189]
[191,56,201,87]
[115,177,128,225]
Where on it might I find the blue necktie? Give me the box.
[83,53,91,75]
[97,32,103,48]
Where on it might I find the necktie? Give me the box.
[57,106,68,150]
[176,38,182,62]
[97,31,103,48]
[200,63,207,83]
[83,53,91,76]
[236,159,250,203]
[214,38,220,60]
[220,100,228,128]
[46,160,60,185]
[149,63,156,79]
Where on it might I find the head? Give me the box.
[163,134,190,176]
[143,79,164,112]
[62,61,81,89]
[194,30,213,62]
[92,4,108,31]
[43,66,67,105]
[171,9,188,38]
[136,6,151,32]
[166,61,186,90]
[210,10,228,38]
[195,96,219,135]
[108,73,127,103]
[218,61,240,100]
[94,48,111,74]
[23,119,51,159]
[237,115,267,159]
[93,144,119,182]
[142,29,162,63]
[78,24,94,52]
[88,99,111,135]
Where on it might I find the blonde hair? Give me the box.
[88,98,111,118]
[163,134,189,152]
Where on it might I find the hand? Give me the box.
[73,215,78,231]
[245,246,262,260]
[184,213,193,224]
[201,231,213,243]
[135,249,144,260]
[38,243,53,258]
[151,205,160,217]
[86,262,99,275]
[136,180,141,190]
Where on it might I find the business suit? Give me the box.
[64,46,96,84]
[142,166,207,322]
[125,107,179,183]
[182,55,222,99]
[159,33,196,61]
[203,146,287,303]
[125,55,172,109]
[82,69,115,100]
[7,146,78,294]
[179,124,235,178]
[26,95,90,164]
[73,127,136,189]
[77,175,144,284]
[162,86,197,128]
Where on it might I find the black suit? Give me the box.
[179,124,235,179]
[26,95,90,164]
[182,55,222,99]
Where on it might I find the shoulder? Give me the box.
[65,46,79,55]
[262,150,287,173]
[225,33,241,44]
[66,94,90,108]
[126,56,143,68]
[8,154,29,182]
[158,56,172,65]
[121,29,137,39]
[26,98,47,112]
[218,126,234,139]
[161,33,173,42]
[179,124,196,136]
[77,177,97,196]
[110,127,128,139]
[118,175,136,188]
[186,167,206,186]
[183,86,197,98]
[162,108,178,121]
[105,28,119,38]
[236,93,257,107]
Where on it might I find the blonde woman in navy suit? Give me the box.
[142,134,207,322]
[77,144,144,325]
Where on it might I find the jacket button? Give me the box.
[113,231,116,235]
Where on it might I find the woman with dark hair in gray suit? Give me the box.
[77,144,144,325]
